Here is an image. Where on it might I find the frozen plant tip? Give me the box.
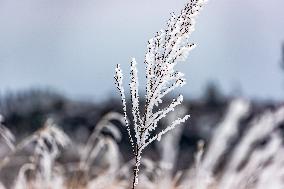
[114,0,206,188]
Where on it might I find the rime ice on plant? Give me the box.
[114,0,207,188]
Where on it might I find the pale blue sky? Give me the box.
[0,0,283,101]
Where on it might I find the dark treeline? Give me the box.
[0,86,282,169]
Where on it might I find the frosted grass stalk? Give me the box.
[114,0,207,188]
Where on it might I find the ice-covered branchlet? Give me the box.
[114,0,207,188]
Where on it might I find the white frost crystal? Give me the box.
[114,0,207,188]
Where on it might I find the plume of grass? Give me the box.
[80,112,124,170]
[86,137,122,189]
[179,99,284,189]
[66,112,125,189]
[114,1,207,188]
[14,119,70,189]
[193,99,250,189]
[217,106,284,189]
[0,115,15,152]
